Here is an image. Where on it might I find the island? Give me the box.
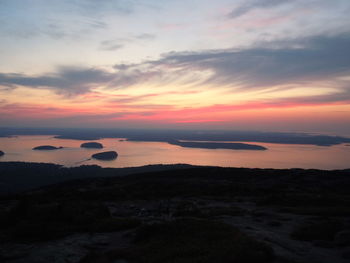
[80,142,103,149]
[168,140,267,150]
[32,145,63,150]
[0,150,4,157]
[92,151,118,160]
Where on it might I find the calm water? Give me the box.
[0,135,349,170]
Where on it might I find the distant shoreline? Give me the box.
[1,128,350,146]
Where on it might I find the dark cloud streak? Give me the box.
[149,34,350,88]
[228,0,293,19]
[99,33,155,51]
[0,67,115,95]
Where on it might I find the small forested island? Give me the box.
[0,150,4,157]
[32,145,63,150]
[168,140,267,150]
[80,142,103,149]
[92,151,118,160]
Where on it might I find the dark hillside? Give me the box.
[0,162,350,262]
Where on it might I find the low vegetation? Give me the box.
[290,218,344,241]
[81,218,274,263]
[1,163,350,262]
[1,200,141,242]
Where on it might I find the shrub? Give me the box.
[83,218,274,263]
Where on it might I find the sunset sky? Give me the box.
[1,0,350,135]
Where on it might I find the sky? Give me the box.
[0,0,350,135]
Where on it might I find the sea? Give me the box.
[0,135,349,170]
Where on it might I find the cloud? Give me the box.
[282,88,350,105]
[110,68,161,88]
[0,64,161,95]
[0,1,131,41]
[0,67,115,95]
[109,94,157,103]
[99,33,155,51]
[146,34,350,88]
[228,0,294,19]
[71,0,135,16]
[100,40,125,51]
[135,33,156,40]
[1,34,349,102]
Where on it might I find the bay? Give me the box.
[0,135,349,170]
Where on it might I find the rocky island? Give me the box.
[0,150,4,157]
[92,151,118,160]
[32,145,63,150]
[80,142,103,149]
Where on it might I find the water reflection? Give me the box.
[0,135,349,170]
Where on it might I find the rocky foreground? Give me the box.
[0,163,349,263]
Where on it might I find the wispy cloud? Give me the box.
[228,0,294,19]
[135,33,156,40]
[1,34,349,104]
[99,33,155,51]
[71,0,136,17]
[100,40,124,51]
[0,0,134,41]
[114,34,350,90]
